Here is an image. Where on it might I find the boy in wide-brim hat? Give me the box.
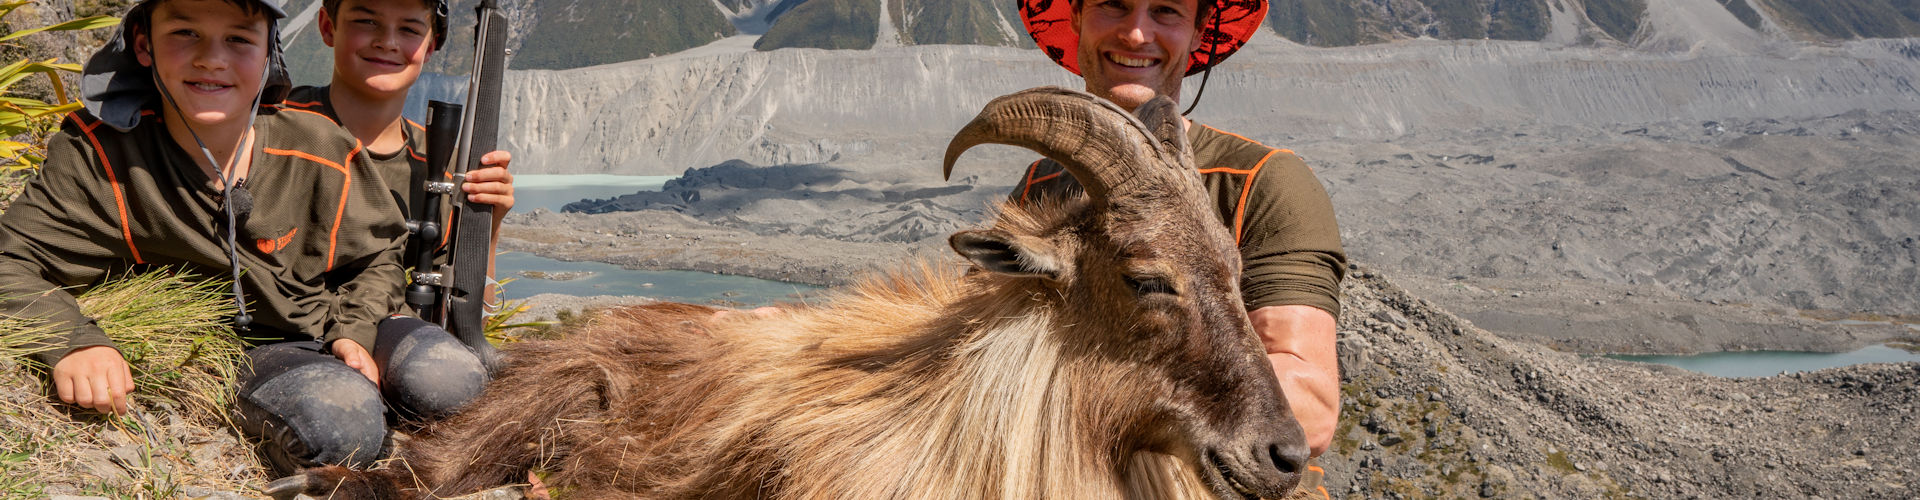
[0,0,479,474]
[1011,1,1345,495]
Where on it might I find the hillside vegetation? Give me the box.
[1269,0,1614,45]
[511,0,733,69]
[1718,0,1766,30]
[1756,0,1920,39]
[1264,0,1920,47]
[754,0,1033,51]
[890,0,1033,48]
[755,0,879,51]
[1584,0,1648,41]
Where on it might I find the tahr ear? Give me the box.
[1133,95,1190,161]
[950,229,1065,281]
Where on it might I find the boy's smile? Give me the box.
[185,77,237,94]
[135,0,270,128]
[322,0,435,98]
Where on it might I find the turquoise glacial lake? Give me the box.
[1608,344,1920,378]
[495,252,821,307]
[501,174,820,307]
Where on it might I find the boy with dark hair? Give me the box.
[0,0,478,474]
[281,0,516,406]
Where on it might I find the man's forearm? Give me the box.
[1250,304,1341,457]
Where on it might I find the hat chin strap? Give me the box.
[1181,5,1225,116]
[150,45,275,334]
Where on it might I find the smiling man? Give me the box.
[1012,0,1346,496]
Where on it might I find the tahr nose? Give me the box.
[1268,441,1309,476]
[1260,441,1310,494]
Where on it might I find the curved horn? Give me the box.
[943,87,1169,207]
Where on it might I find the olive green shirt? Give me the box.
[1011,123,1347,315]
[0,107,409,365]
[283,85,451,272]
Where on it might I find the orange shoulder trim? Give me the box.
[1019,159,1046,204]
[276,106,339,126]
[262,148,349,174]
[263,144,360,269]
[1200,124,1267,148]
[1231,149,1281,245]
[68,114,144,263]
[328,144,363,270]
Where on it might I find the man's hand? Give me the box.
[1250,304,1340,458]
[465,150,515,225]
[52,345,134,415]
[330,339,381,387]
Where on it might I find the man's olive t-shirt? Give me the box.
[1011,123,1347,315]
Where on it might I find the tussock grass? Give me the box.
[78,269,247,417]
[1,269,263,497]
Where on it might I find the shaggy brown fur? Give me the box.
[289,90,1310,499]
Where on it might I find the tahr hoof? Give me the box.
[261,474,316,500]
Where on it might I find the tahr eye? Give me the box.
[1126,275,1176,297]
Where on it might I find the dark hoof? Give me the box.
[262,474,315,500]
[262,466,375,499]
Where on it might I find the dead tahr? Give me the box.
[277,87,1311,499]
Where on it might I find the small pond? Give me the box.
[1607,344,1920,378]
[495,252,821,307]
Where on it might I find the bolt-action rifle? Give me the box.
[407,0,509,372]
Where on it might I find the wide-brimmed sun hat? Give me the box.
[80,0,291,131]
[1019,0,1267,77]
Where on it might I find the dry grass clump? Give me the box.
[1,269,266,498]
[77,269,247,418]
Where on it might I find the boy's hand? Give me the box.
[465,150,515,224]
[52,345,134,415]
[329,340,381,387]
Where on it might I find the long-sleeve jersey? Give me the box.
[0,107,409,365]
[281,85,450,273]
[1011,123,1348,315]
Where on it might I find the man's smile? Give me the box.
[1105,52,1161,69]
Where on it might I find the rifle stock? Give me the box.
[441,0,509,372]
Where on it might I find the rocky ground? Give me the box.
[1320,265,1917,499]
